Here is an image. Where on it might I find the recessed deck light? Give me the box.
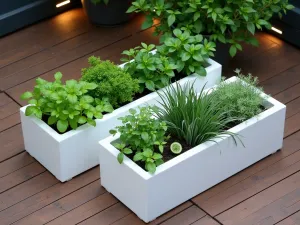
[56,0,71,8]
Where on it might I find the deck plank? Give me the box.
[0,125,24,162]
[0,162,45,194]
[191,215,221,225]
[110,202,193,225]
[0,152,34,178]
[216,171,300,225]
[12,181,106,225]
[0,167,99,225]
[192,130,300,214]
[0,14,147,91]
[6,27,158,105]
[0,9,91,69]
[78,203,131,225]
[159,205,206,225]
[0,6,300,225]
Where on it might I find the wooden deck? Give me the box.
[1,8,300,225]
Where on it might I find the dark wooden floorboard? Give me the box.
[0,7,300,225]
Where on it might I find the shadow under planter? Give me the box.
[81,0,133,26]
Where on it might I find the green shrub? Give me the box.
[154,82,239,147]
[211,69,264,122]
[122,43,177,92]
[110,107,168,174]
[128,0,294,57]
[81,56,140,107]
[21,72,113,134]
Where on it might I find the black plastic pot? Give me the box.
[213,41,231,66]
[81,0,133,26]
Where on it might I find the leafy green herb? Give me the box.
[121,43,176,92]
[81,56,139,107]
[21,72,113,134]
[211,69,264,122]
[110,107,168,174]
[128,0,294,57]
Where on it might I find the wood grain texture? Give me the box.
[0,6,300,225]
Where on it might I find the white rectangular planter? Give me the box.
[98,76,286,223]
[20,58,221,182]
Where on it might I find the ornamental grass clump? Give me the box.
[154,82,240,147]
[211,69,264,122]
[81,56,140,107]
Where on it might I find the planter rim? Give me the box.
[99,76,286,180]
[20,54,221,142]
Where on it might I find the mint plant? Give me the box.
[21,72,113,134]
[128,0,294,57]
[121,43,177,92]
[110,107,168,174]
[158,29,215,76]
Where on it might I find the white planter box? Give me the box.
[98,76,286,223]
[20,58,221,182]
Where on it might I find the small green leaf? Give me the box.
[117,152,124,164]
[247,22,255,35]
[78,116,87,124]
[153,153,162,160]
[68,94,78,103]
[54,72,62,80]
[133,152,143,161]
[155,158,164,166]
[69,118,78,130]
[126,5,137,13]
[159,145,164,153]
[48,116,57,125]
[146,162,156,174]
[142,15,153,30]
[195,66,206,76]
[87,119,96,127]
[21,92,33,100]
[94,112,103,119]
[109,129,117,135]
[229,45,237,57]
[123,148,133,154]
[143,149,153,158]
[28,99,37,105]
[145,80,155,91]
[286,4,295,10]
[168,14,176,27]
[25,106,36,116]
[57,120,68,133]
[141,132,149,141]
[129,108,137,115]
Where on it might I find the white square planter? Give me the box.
[98,76,286,222]
[20,58,221,182]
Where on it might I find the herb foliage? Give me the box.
[21,72,113,133]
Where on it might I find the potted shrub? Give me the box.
[98,72,286,222]
[20,51,221,182]
[82,0,133,26]
[127,0,294,64]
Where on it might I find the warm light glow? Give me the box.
[56,0,70,8]
[271,26,283,35]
